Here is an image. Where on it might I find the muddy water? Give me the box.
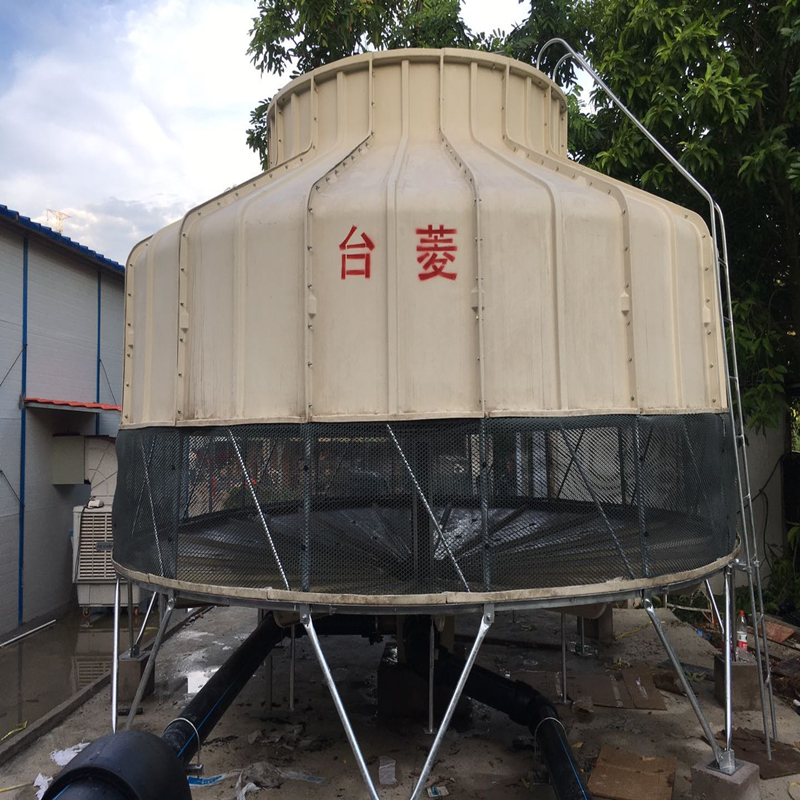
[0,608,150,740]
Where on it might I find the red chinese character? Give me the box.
[340,225,375,279]
[416,225,457,281]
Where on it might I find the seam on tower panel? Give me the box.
[666,208,684,406]
[469,118,568,409]
[304,79,374,420]
[143,235,155,421]
[385,59,410,415]
[467,61,486,415]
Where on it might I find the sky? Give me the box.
[0,0,530,265]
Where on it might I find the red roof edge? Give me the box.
[24,397,122,412]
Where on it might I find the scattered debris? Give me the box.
[587,746,676,800]
[657,660,712,681]
[204,735,238,746]
[621,665,666,710]
[572,697,595,718]
[0,721,27,742]
[760,620,795,644]
[234,762,284,799]
[614,624,649,641]
[50,742,90,767]
[650,668,686,696]
[427,786,449,797]
[714,728,800,779]
[276,769,324,784]
[379,755,396,785]
[188,773,233,787]
[511,670,561,702]
[0,782,30,794]
[773,655,800,678]
[34,774,52,800]
[247,730,262,745]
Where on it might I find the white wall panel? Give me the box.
[27,242,97,402]
[22,409,92,624]
[0,227,23,635]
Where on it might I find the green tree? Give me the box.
[246,0,504,165]
[549,0,800,428]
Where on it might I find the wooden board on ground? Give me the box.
[621,665,667,710]
[569,666,666,710]
[773,656,800,678]
[587,746,676,800]
[510,670,562,702]
[760,620,795,644]
[570,674,634,709]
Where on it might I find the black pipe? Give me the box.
[44,613,284,799]
[43,730,193,800]
[405,618,590,800]
[162,611,283,764]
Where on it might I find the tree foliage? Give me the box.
[560,0,800,429]
[246,0,800,429]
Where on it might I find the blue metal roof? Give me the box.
[0,204,124,275]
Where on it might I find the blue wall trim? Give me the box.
[95,271,102,435]
[18,237,28,627]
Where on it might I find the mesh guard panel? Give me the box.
[112,414,737,600]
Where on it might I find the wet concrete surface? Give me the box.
[0,606,161,741]
[2,605,800,798]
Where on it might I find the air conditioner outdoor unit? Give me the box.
[72,505,140,614]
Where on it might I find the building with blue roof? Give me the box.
[0,204,125,635]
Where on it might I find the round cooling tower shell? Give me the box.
[113,49,738,611]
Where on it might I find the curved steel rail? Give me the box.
[536,36,775,760]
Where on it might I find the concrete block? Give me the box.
[583,605,614,644]
[691,758,760,800]
[118,652,154,704]
[714,653,761,711]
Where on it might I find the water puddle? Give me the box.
[0,606,162,741]
[185,668,216,695]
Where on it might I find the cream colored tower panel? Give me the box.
[120,49,727,429]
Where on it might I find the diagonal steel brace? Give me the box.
[386,423,470,591]
[301,605,494,800]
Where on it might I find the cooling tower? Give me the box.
[113,49,736,609]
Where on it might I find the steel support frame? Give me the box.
[300,604,494,800]
[111,578,121,733]
[644,597,735,774]
[123,593,175,731]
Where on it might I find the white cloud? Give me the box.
[0,0,284,264]
[0,0,528,265]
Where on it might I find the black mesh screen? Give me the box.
[112,414,737,598]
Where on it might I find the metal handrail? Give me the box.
[536,37,776,756]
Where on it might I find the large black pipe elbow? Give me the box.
[404,618,590,800]
[44,612,284,799]
[42,731,191,800]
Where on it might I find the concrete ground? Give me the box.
[2,604,799,798]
